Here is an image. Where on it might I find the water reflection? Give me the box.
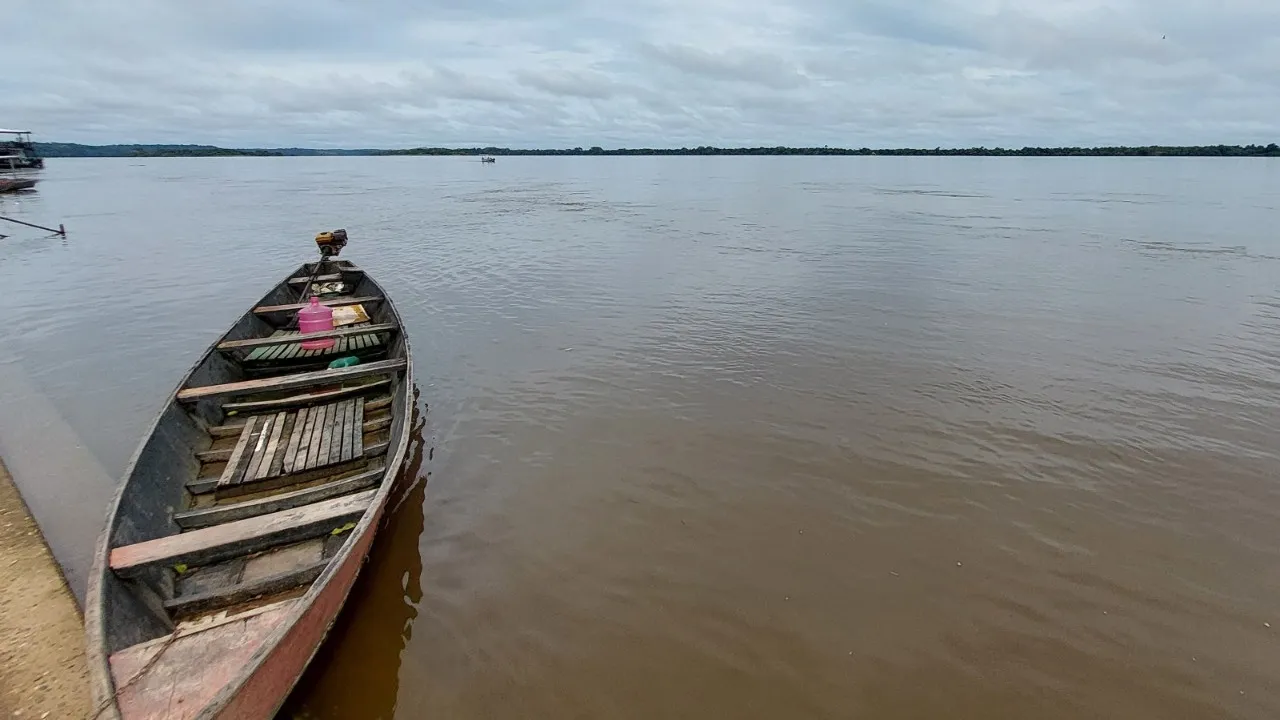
[282,387,430,719]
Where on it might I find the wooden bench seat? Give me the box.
[219,379,391,415]
[175,466,384,529]
[109,489,375,577]
[219,322,396,353]
[212,390,391,434]
[176,358,405,402]
[253,296,383,315]
[287,273,348,285]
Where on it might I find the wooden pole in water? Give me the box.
[0,215,66,236]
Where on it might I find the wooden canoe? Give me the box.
[0,177,37,192]
[85,257,413,719]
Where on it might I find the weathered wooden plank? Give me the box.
[343,399,358,462]
[321,402,339,466]
[246,322,381,363]
[110,489,375,577]
[240,414,276,484]
[352,397,365,459]
[305,403,329,470]
[251,412,288,481]
[246,331,291,362]
[316,403,335,469]
[105,603,295,720]
[364,397,391,412]
[361,416,391,434]
[218,323,398,351]
[293,406,319,474]
[298,405,323,471]
[165,560,328,617]
[209,422,247,439]
[333,399,349,464]
[286,272,347,285]
[298,404,319,471]
[335,399,348,463]
[253,296,383,315]
[345,400,360,460]
[175,467,385,530]
[346,399,361,462]
[186,439,391,497]
[216,417,259,487]
[196,447,234,463]
[267,414,294,479]
[280,406,307,475]
[178,358,406,402]
[222,380,390,415]
[261,340,290,361]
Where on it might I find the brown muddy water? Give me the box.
[1,157,1279,718]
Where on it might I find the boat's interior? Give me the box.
[90,259,410,717]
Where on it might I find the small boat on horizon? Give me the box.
[480,156,496,163]
[85,231,414,719]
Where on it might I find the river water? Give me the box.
[1,156,1279,718]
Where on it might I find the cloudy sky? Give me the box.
[7,0,1280,148]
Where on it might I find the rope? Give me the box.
[89,630,182,719]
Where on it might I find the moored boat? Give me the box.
[0,176,37,193]
[0,130,44,169]
[85,231,413,719]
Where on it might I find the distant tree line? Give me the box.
[35,143,362,157]
[382,144,1280,157]
[35,142,1280,158]
[131,147,282,157]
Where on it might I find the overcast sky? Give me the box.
[7,0,1280,148]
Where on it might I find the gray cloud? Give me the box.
[641,43,811,90]
[4,0,1279,147]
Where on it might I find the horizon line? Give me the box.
[33,141,1280,159]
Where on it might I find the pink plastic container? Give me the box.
[297,296,336,350]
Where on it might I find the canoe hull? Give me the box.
[213,474,391,718]
[85,257,414,719]
[0,178,37,193]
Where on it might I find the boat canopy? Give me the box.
[0,130,31,135]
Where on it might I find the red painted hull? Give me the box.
[213,495,389,718]
[84,258,413,720]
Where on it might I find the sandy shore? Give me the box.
[0,457,89,718]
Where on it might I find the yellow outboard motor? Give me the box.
[315,228,348,258]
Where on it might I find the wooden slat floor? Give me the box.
[217,399,365,488]
[245,322,387,362]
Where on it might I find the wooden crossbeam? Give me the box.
[175,466,385,529]
[110,490,375,577]
[218,323,396,351]
[165,560,328,616]
[287,273,347,285]
[186,440,389,496]
[253,296,383,315]
[177,358,405,402]
[220,379,390,414]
